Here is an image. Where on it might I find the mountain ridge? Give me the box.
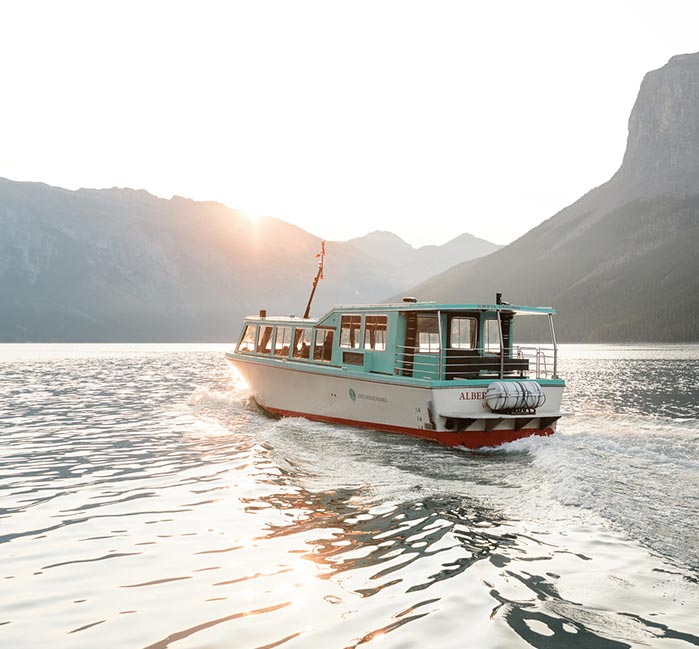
[399,53,699,342]
[0,177,498,341]
[4,53,698,343]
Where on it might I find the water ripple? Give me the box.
[1,344,698,648]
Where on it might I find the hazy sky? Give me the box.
[2,1,699,247]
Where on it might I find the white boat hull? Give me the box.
[228,356,565,448]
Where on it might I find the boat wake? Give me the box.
[489,415,699,574]
[188,384,256,410]
[192,377,699,578]
[192,382,699,648]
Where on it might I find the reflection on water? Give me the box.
[560,344,699,419]
[0,344,698,648]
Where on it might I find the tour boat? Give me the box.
[226,246,566,449]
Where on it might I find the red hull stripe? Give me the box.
[262,405,554,449]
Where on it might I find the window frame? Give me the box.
[313,328,335,362]
[484,318,501,354]
[237,324,257,353]
[449,316,478,350]
[416,313,440,354]
[364,314,388,351]
[292,327,313,360]
[257,325,274,355]
[274,325,293,357]
[339,314,362,350]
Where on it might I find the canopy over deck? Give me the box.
[243,301,556,324]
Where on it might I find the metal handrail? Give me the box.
[394,344,557,380]
[512,345,556,379]
[395,344,441,379]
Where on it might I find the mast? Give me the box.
[303,241,325,319]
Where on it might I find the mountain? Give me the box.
[400,53,699,342]
[0,179,498,341]
[347,230,501,289]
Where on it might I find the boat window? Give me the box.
[484,319,501,353]
[274,326,292,357]
[343,351,364,366]
[257,325,274,354]
[237,325,257,353]
[417,314,440,353]
[450,317,477,350]
[364,315,388,351]
[340,314,362,349]
[292,328,312,359]
[314,329,334,362]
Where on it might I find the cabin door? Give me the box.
[402,312,440,379]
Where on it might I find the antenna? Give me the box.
[496,292,511,306]
[303,241,325,319]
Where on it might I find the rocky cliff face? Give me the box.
[542,52,699,241]
[403,53,699,342]
[620,53,699,195]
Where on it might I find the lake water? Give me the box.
[1,343,698,648]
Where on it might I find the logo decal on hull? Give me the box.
[349,389,388,404]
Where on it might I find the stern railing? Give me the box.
[394,345,557,381]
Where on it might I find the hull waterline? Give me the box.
[259,402,555,448]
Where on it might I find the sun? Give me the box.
[241,209,264,222]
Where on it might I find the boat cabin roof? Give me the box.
[244,301,556,325]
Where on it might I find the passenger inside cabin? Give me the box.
[293,329,312,360]
[313,329,334,361]
[322,331,334,361]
